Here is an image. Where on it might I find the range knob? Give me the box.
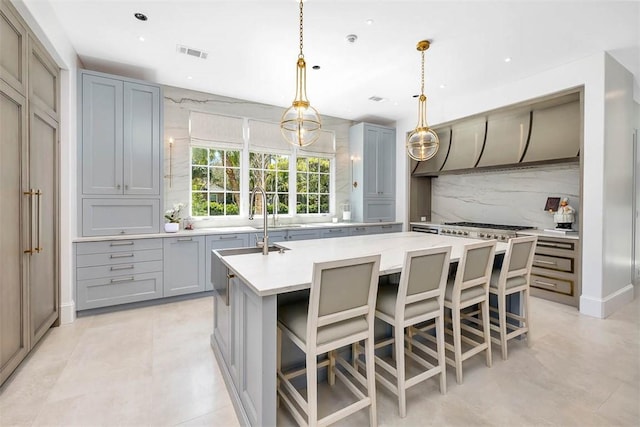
[479,233,485,238]
[500,235,507,240]
[463,231,469,236]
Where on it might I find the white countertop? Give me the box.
[516,229,579,240]
[73,222,401,242]
[219,232,508,297]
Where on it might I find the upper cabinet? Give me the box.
[412,90,581,176]
[79,70,162,236]
[350,123,396,222]
[81,71,160,196]
[0,3,27,94]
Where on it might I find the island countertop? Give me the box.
[218,231,508,297]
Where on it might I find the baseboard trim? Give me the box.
[580,284,635,318]
[60,301,76,324]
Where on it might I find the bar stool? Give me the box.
[372,246,452,418]
[277,254,381,427]
[488,235,537,360]
[443,240,496,384]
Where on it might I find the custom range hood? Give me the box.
[413,91,581,176]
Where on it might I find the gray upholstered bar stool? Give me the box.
[443,240,497,385]
[277,254,381,427]
[372,246,452,418]
[488,235,537,360]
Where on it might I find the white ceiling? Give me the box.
[45,0,639,124]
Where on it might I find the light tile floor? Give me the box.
[1,295,638,426]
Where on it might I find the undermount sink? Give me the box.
[253,224,302,229]
[215,245,289,256]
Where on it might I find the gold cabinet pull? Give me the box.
[35,189,42,253]
[23,189,35,254]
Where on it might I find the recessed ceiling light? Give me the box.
[134,12,147,21]
[187,76,193,80]
[439,84,446,89]
[138,36,145,42]
[312,65,321,70]
[504,57,512,63]
[366,19,374,25]
[393,101,398,106]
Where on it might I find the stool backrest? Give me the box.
[308,254,381,349]
[452,240,497,301]
[497,235,537,291]
[397,246,452,318]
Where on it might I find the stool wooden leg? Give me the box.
[453,308,463,384]
[525,288,533,347]
[499,294,508,360]
[436,314,447,394]
[364,336,377,427]
[352,342,359,369]
[328,350,336,386]
[482,300,492,367]
[307,352,318,427]
[395,323,406,418]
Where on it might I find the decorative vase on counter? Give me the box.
[164,222,179,233]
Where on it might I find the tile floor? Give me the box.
[1,295,638,426]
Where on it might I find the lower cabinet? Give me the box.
[163,236,205,297]
[528,235,580,307]
[366,223,402,234]
[319,227,349,238]
[363,198,395,223]
[76,238,164,310]
[286,229,320,241]
[82,198,160,236]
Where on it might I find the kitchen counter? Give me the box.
[211,232,508,426]
[73,221,401,242]
[517,229,579,240]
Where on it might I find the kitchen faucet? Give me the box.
[249,186,269,255]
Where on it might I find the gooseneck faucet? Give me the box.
[272,194,279,227]
[249,186,269,255]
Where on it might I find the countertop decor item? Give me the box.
[280,0,321,147]
[164,203,185,233]
[406,40,439,162]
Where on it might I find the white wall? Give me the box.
[396,52,636,318]
[11,0,79,324]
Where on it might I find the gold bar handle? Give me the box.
[35,189,42,253]
[23,190,35,254]
[534,259,557,266]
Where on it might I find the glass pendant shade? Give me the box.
[406,40,439,161]
[280,0,321,147]
[281,57,321,147]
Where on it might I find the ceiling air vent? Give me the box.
[176,44,208,60]
[368,96,385,102]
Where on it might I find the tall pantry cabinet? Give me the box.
[1,0,60,385]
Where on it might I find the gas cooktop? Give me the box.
[444,222,534,231]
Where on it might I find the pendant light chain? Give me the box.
[298,0,304,58]
[420,49,425,96]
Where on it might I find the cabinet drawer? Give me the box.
[77,238,163,255]
[77,260,163,280]
[367,223,402,234]
[82,198,160,236]
[530,274,574,296]
[77,272,163,310]
[77,248,163,268]
[532,254,574,273]
[320,228,348,238]
[363,199,395,223]
[350,226,368,236]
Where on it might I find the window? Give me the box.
[249,152,289,214]
[191,147,241,216]
[296,156,331,214]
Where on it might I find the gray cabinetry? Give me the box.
[82,199,160,236]
[286,228,320,241]
[349,123,396,222]
[526,235,580,307]
[366,223,403,234]
[76,239,163,310]
[79,70,162,236]
[1,0,59,386]
[206,233,250,291]
[163,236,205,297]
[319,227,348,238]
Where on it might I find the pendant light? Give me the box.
[406,40,439,161]
[280,0,322,147]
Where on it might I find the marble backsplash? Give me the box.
[162,85,353,227]
[431,164,580,230]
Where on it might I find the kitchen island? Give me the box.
[211,232,508,426]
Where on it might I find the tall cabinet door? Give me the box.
[376,127,396,198]
[363,126,380,198]
[123,82,160,195]
[28,105,58,344]
[0,81,29,385]
[81,74,123,195]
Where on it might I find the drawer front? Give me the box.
[367,223,401,234]
[363,199,395,223]
[82,198,160,236]
[286,229,320,241]
[350,226,368,236]
[77,248,163,268]
[77,260,163,281]
[77,272,163,310]
[76,238,163,255]
[530,274,574,296]
[320,227,348,238]
[536,238,575,252]
[206,233,250,292]
[208,233,251,243]
[532,254,574,273]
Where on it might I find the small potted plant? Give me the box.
[164,203,185,233]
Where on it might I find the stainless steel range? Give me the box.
[439,222,534,241]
